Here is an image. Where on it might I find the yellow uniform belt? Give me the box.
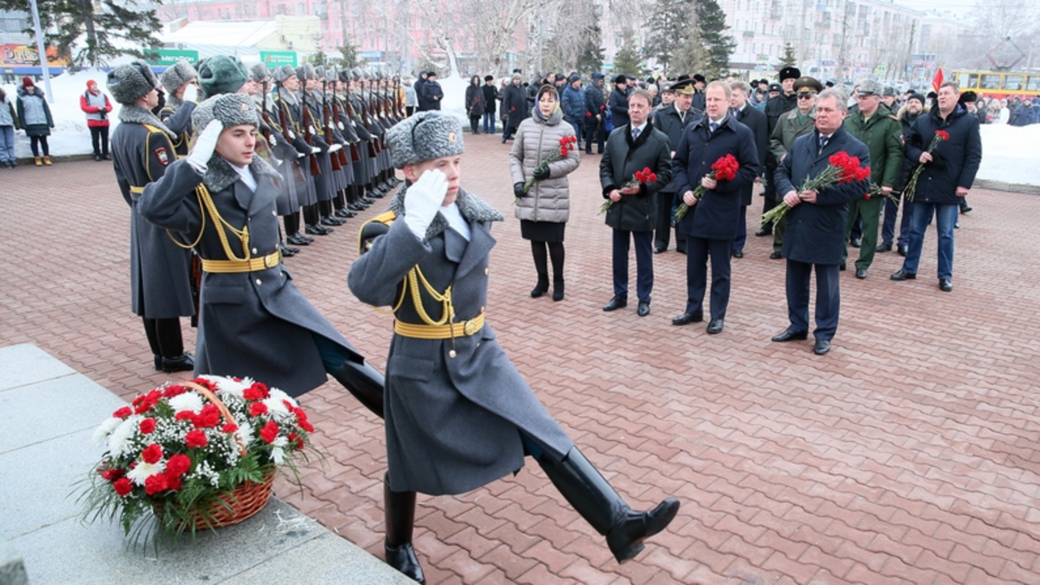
[201,251,281,274]
[394,313,485,340]
[130,186,145,194]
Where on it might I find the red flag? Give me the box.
[932,67,944,93]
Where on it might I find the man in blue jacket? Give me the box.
[772,88,870,356]
[584,72,607,154]
[670,81,760,334]
[561,75,586,144]
[891,82,982,292]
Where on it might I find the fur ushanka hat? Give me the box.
[159,59,198,94]
[107,60,160,105]
[198,55,249,97]
[386,111,465,169]
[192,92,258,131]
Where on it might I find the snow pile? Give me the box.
[975,124,1040,187]
[437,74,469,124]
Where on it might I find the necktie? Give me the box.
[710,122,718,133]
[631,127,641,140]
[819,135,829,153]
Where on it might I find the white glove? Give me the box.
[311,146,321,154]
[269,135,278,147]
[185,119,223,173]
[329,143,342,153]
[181,83,199,104]
[297,151,307,159]
[403,169,447,239]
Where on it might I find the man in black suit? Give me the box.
[771,88,870,356]
[728,80,768,258]
[758,66,800,236]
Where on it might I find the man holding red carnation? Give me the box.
[891,81,982,292]
[671,81,760,334]
[772,89,871,356]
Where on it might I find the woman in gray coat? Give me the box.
[349,112,679,584]
[15,77,53,165]
[508,84,580,300]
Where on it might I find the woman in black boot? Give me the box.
[509,85,580,301]
[350,112,678,584]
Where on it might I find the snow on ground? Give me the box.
[5,68,1038,188]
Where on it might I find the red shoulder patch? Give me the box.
[154,147,170,166]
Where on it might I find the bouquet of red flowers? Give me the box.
[762,151,870,224]
[600,166,657,214]
[903,129,949,202]
[79,376,318,545]
[672,154,739,224]
[516,135,578,204]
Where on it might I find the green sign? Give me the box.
[261,51,297,67]
[148,49,199,66]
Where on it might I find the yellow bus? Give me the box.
[952,71,1040,99]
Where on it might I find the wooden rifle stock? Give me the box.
[300,95,322,177]
[275,98,305,183]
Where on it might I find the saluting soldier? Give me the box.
[108,60,195,373]
[137,92,386,411]
[348,111,679,583]
[157,59,199,157]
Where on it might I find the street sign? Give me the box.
[260,51,297,67]
[148,49,199,66]
[876,64,888,75]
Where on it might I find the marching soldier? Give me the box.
[107,60,195,373]
[348,111,680,583]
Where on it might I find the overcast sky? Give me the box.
[888,0,975,20]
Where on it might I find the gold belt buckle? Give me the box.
[463,319,478,336]
[264,253,279,269]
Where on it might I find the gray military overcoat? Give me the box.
[138,155,363,397]
[111,106,195,320]
[348,187,574,496]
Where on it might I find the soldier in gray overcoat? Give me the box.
[348,111,679,584]
[108,60,195,373]
[157,59,199,157]
[137,92,385,412]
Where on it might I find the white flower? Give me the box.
[126,460,166,486]
[107,415,142,457]
[235,421,255,446]
[262,396,293,419]
[168,392,204,414]
[268,388,297,408]
[270,436,289,465]
[216,376,252,399]
[92,416,124,446]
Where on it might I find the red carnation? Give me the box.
[112,477,132,496]
[192,377,217,391]
[249,402,269,417]
[144,473,169,495]
[175,410,196,424]
[164,472,183,492]
[163,384,187,398]
[113,406,132,419]
[139,418,157,435]
[244,382,270,401]
[559,147,567,157]
[193,403,221,428]
[635,170,645,182]
[141,443,163,464]
[99,467,124,482]
[260,421,280,444]
[222,422,239,434]
[294,407,314,433]
[936,130,950,141]
[166,453,191,477]
[287,432,305,450]
[184,430,208,448]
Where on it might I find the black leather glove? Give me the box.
[513,182,527,198]
[532,166,550,181]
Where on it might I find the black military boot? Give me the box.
[329,359,385,419]
[384,476,425,584]
[161,352,194,374]
[538,447,680,563]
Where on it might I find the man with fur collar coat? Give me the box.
[157,59,199,156]
[137,92,386,418]
[108,60,195,374]
[349,111,679,584]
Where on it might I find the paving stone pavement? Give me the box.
[2,137,1039,584]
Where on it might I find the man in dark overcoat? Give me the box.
[671,81,760,334]
[608,75,630,130]
[137,92,385,412]
[650,77,698,254]
[500,72,527,142]
[600,89,673,317]
[891,82,982,292]
[729,80,768,258]
[349,111,679,584]
[759,66,800,236]
[108,60,195,373]
[772,88,870,356]
[584,72,607,154]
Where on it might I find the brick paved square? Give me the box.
[3,139,1039,584]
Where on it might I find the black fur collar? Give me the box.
[203,154,282,193]
[389,184,503,240]
[118,105,176,139]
